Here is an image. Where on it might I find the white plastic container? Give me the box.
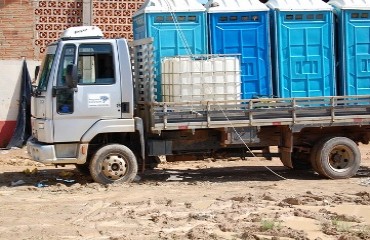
[161,55,241,102]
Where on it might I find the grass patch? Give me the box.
[260,219,281,231]
[332,218,351,232]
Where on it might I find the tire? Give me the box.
[89,144,138,184]
[310,137,331,175]
[314,137,361,179]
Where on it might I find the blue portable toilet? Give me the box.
[266,0,336,98]
[133,0,207,101]
[206,0,272,99]
[329,0,370,96]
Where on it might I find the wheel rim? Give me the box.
[328,145,354,172]
[101,154,128,180]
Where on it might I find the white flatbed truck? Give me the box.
[27,26,369,184]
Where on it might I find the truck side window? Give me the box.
[57,45,76,87]
[56,45,76,114]
[77,44,115,85]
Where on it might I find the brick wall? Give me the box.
[0,0,145,61]
[0,0,34,60]
[92,0,144,40]
[34,0,83,57]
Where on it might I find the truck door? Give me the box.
[53,42,122,142]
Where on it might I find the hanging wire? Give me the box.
[163,0,195,57]
[162,0,204,113]
[160,0,288,181]
[216,104,288,180]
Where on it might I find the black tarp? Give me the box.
[6,60,32,148]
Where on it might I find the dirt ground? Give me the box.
[0,146,370,240]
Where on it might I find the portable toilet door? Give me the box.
[329,0,370,96]
[266,0,336,98]
[133,0,207,101]
[206,0,272,99]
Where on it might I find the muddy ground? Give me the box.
[0,146,370,240]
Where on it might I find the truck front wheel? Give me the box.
[313,137,360,179]
[89,144,138,184]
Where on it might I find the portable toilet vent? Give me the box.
[329,0,370,96]
[266,0,336,98]
[206,0,272,99]
[133,0,207,101]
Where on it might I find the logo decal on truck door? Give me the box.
[88,94,111,107]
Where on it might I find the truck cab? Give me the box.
[28,26,141,184]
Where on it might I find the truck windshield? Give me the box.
[37,44,57,91]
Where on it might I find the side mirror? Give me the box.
[34,65,40,80]
[31,65,41,97]
[65,64,78,89]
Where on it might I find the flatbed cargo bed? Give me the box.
[138,95,370,132]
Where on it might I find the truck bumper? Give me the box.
[27,138,57,164]
[27,138,87,165]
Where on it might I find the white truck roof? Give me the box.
[61,26,103,40]
[134,0,205,16]
[328,0,370,10]
[205,0,269,13]
[266,0,333,11]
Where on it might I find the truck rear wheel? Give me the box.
[310,137,331,175]
[89,144,138,184]
[313,137,360,179]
